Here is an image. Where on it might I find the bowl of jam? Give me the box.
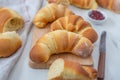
[88,10,107,24]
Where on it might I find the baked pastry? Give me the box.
[30,30,93,63]
[47,0,70,6]
[0,8,24,33]
[96,0,120,13]
[48,58,97,80]
[33,3,74,28]
[51,15,98,43]
[47,0,98,9]
[0,31,22,57]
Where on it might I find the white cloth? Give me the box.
[0,0,43,80]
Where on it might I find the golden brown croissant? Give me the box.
[47,0,98,9]
[33,3,74,28]
[30,30,93,63]
[48,58,97,80]
[96,0,120,13]
[51,15,98,43]
[48,0,70,6]
[0,31,22,57]
[0,8,24,33]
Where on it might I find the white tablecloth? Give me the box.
[0,0,120,80]
[0,0,43,80]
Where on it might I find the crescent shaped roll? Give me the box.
[30,30,93,63]
[0,31,22,57]
[33,3,74,28]
[51,15,98,43]
[96,0,120,13]
[48,0,98,9]
[48,58,97,80]
[0,8,24,33]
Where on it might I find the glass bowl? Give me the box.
[87,10,107,24]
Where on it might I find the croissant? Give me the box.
[51,15,98,43]
[33,3,74,28]
[47,0,70,6]
[0,31,22,57]
[47,0,98,9]
[0,8,24,33]
[30,30,93,63]
[96,0,120,13]
[48,58,97,80]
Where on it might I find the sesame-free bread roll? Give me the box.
[48,0,98,9]
[0,31,22,57]
[48,0,70,6]
[33,3,74,28]
[51,15,98,43]
[96,0,120,13]
[0,8,24,33]
[30,30,93,63]
[48,58,97,80]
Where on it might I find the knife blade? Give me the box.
[97,31,107,80]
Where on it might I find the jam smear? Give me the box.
[89,10,105,20]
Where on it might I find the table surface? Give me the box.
[8,1,120,80]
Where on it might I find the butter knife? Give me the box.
[97,31,107,80]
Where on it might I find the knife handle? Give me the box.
[97,52,106,80]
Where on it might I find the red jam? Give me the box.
[89,10,105,20]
